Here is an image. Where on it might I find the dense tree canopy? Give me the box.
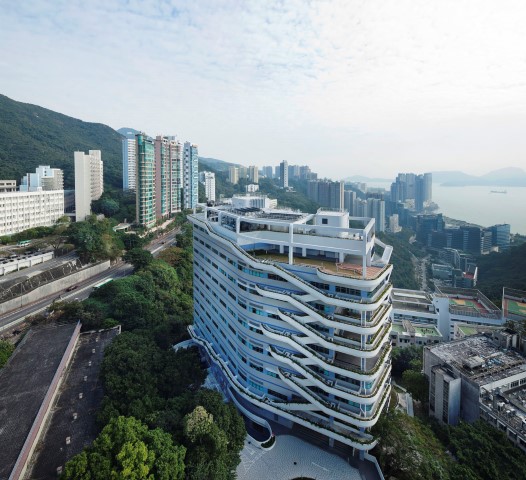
[68,215,124,263]
[61,416,186,480]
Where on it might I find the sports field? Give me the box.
[449,298,486,313]
[504,299,526,318]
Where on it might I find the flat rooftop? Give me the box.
[27,328,119,479]
[0,323,78,479]
[428,335,526,386]
[435,286,501,316]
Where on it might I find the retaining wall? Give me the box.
[0,261,111,315]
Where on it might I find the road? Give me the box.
[0,228,180,333]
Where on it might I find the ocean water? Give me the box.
[365,182,526,235]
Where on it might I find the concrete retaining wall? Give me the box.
[0,261,111,315]
[0,252,55,276]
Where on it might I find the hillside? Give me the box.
[0,94,123,189]
[476,243,526,305]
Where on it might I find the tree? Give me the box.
[61,416,185,480]
[183,406,231,480]
[124,248,153,270]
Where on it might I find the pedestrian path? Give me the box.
[237,434,362,480]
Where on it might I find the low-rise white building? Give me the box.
[0,189,64,236]
[390,287,504,343]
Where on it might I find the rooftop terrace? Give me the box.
[250,251,389,281]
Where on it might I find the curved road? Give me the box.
[0,228,179,333]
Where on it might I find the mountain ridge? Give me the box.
[0,93,123,189]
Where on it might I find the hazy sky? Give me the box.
[1,0,526,179]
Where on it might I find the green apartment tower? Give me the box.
[136,134,156,229]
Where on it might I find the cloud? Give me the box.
[1,0,526,178]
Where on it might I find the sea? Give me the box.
[365,182,526,235]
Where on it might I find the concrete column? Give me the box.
[288,225,293,264]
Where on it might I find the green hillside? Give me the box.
[476,243,526,305]
[0,94,123,189]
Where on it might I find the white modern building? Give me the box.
[189,207,393,456]
[199,171,216,202]
[389,287,504,344]
[20,165,64,192]
[122,130,137,191]
[231,194,276,210]
[74,150,103,222]
[0,189,64,236]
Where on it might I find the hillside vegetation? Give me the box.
[476,242,526,305]
[0,94,122,189]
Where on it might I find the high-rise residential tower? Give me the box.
[199,171,216,202]
[279,160,288,188]
[154,136,171,219]
[189,207,393,457]
[229,166,239,185]
[74,150,103,222]
[135,134,156,229]
[183,142,199,209]
[169,138,183,214]
[122,130,137,190]
[248,165,259,183]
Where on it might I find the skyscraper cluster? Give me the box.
[122,132,198,229]
[390,172,432,212]
[307,180,344,209]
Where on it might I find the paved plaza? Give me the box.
[237,434,363,480]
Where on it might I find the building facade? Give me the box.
[74,150,103,222]
[20,165,64,192]
[279,160,288,188]
[135,134,156,229]
[228,166,239,185]
[200,171,216,202]
[189,207,393,455]
[183,142,199,209]
[122,130,137,190]
[0,189,64,236]
[248,166,259,184]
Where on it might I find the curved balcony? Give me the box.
[278,367,391,429]
[256,284,391,336]
[261,323,391,383]
[188,325,377,449]
[269,344,391,405]
[275,309,390,359]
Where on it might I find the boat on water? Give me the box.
[490,190,507,194]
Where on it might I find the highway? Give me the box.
[0,228,180,333]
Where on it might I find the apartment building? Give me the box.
[135,134,156,229]
[20,165,64,192]
[122,130,137,190]
[199,171,216,202]
[74,150,103,222]
[188,207,393,455]
[183,142,199,210]
[0,189,64,236]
